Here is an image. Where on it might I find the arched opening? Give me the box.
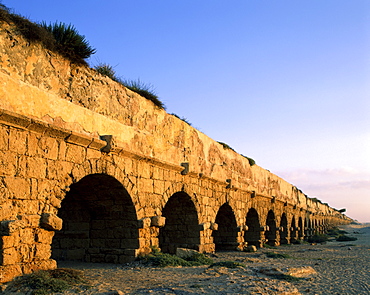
[304,218,312,238]
[290,216,297,243]
[265,210,278,246]
[159,192,199,254]
[244,208,262,247]
[304,218,311,239]
[52,174,139,264]
[298,217,304,240]
[279,213,289,244]
[212,203,238,251]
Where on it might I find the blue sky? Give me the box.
[3,1,370,222]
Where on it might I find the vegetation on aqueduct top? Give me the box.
[0,2,256,164]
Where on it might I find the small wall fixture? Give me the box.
[180,162,189,175]
[100,135,113,153]
[226,179,232,189]
[251,191,256,198]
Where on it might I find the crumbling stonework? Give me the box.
[0,19,351,283]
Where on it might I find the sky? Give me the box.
[2,1,370,222]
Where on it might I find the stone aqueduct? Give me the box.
[0,20,350,282]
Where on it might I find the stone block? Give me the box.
[151,216,166,227]
[210,222,218,231]
[90,254,105,263]
[66,249,85,261]
[138,217,151,229]
[65,131,93,147]
[105,255,118,264]
[35,228,54,244]
[0,265,23,284]
[19,228,35,244]
[19,214,40,227]
[35,243,51,260]
[0,151,17,175]
[199,223,211,231]
[1,247,19,265]
[65,144,86,164]
[88,137,107,150]
[44,125,71,139]
[27,157,47,178]
[119,255,135,264]
[40,213,63,231]
[3,177,30,199]
[27,119,48,135]
[0,220,25,235]
[0,235,15,248]
[9,129,27,154]
[176,247,199,259]
[244,245,257,252]
[0,126,9,150]
[38,137,59,160]
[123,248,140,257]
[0,110,31,130]
[138,178,153,193]
[90,239,105,248]
[121,239,139,249]
[86,147,102,159]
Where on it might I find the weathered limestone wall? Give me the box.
[0,20,318,210]
[0,20,351,283]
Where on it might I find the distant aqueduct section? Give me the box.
[0,20,351,282]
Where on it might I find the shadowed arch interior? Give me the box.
[265,210,278,246]
[244,208,262,247]
[298,216,304,239]
[279,213,288,244]
[159,192,200,254]
[212,203,238,251]
[52,173,139,264]
[290,216,297,243]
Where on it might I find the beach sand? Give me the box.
[2,224,370,294]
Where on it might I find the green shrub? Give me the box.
[0,4,55,50]
[122,79,165,110]
[272,274,301,282]
[140,250,213,267]
[217,142,235,151]
[263,243,277,249]
[336,235,357,242]
[327,227,347,237]
[242,154,256,166]
[307,233,329,244]
[0,4,95,64]
[41,22,96,63]
[209,261,245,268]
[265,252,291,259]
[5,268,86,295]
[94,63,118,81]
[171,113,192,126]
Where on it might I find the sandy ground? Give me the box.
[3,224,370,295]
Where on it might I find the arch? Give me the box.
[298,216,304,239]
[279,213,289,244]
[52,173,139,264]
[159,191,200,254]
[265,210,278,246]
[290,216,297,243]
[212,203,238,251]
[244,208,262,247]
[304,218,309,237]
